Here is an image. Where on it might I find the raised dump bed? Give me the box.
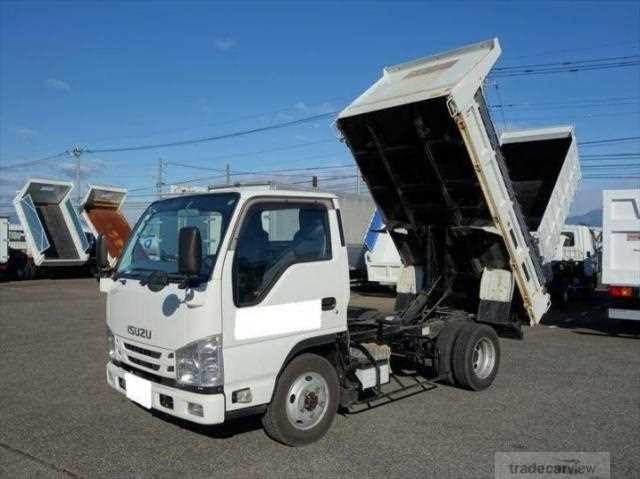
[500,126,581,266]
[337,38,550,324]
[13,178,89,266]
[81,185,130,266]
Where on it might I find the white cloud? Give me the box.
[16,128,37,142]
[57,158,106,178]
[45,78,71,92]
[214,38,237,52]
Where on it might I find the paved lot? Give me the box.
[1,279,639,478]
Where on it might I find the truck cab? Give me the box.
[103,189,351,443]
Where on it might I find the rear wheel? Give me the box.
[262,353,339,446]
[434,320,467,385]
[452,323,500,390]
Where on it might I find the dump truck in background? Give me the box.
[13,178,90,268]
[81,184,131,267]
[499,126,582,306]
[602,189,640,321]
[362,210,402,287]
[553,224,600,304]
[0,217,8,275]
[0,217,37,280]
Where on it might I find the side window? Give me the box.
[562,232,575,247]
[233,203,331,306]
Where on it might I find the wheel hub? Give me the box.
[285,372,329,430]
[472,337,496,380]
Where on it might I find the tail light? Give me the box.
[608,286,633,298]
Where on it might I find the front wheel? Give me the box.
[262,353,339,446]
[452,323,500,390]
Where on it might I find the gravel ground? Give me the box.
[0,278,638,478]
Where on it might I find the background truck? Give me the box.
[552,224,600,305]
[362,210,402,287]
[499,126,582,306]
[0,218,35,280]
[0,217,8,275]
[80,184,131,267]
[99,38,559,447]
[13,178,90,269]
[602,189,640,321]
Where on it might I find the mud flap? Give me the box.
[477,299,522,339]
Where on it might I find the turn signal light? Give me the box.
[608,286,633,298]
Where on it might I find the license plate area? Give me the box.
[125,372,152,409]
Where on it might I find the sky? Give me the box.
[1,1,639,222]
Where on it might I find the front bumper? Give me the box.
[106,361,226,425]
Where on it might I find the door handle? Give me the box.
[322,297,336,311]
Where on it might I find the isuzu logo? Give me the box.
[127,325,152,340]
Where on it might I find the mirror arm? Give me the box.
[178,274,201,290]
[95,265,114,281]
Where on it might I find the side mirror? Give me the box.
[178,226,202,277]
[96,234,109,269]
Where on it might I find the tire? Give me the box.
[25,262,35,280]
[452,323,500,391]
[434,320,467,385]
[262,353,339,446]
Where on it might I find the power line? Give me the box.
[491,56,640,78]
[0,151,69,170]
[507,40,639,60]
[84,111,339,154]
[582,152,640,158]
[582,163,640,168]
[167,160,355,176]
[494,54,640,71]
[579,136,640,146]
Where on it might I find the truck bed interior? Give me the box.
[338,92,544,312]
[501,137,572,231]
[86,208,130,259]
[36,204,79,260]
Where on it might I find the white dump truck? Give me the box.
[13,178,90,268]
[99,38,555,446]
[499,126,582,306]
[602,189,640,321]
[554,224,600,303]
[363,210,402,287]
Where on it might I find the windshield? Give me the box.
[117,193,238,279]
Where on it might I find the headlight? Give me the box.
[176,335,223,387]
[107,325,115,360]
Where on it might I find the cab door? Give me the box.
[220,198,349,411]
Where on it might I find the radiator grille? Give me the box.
[128,355,160,371]
[124,342,161,359]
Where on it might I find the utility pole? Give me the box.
[156,158,166,199]
[71,146,83,205]
[225,163,231,185]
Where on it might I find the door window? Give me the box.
[233,203,331,306]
